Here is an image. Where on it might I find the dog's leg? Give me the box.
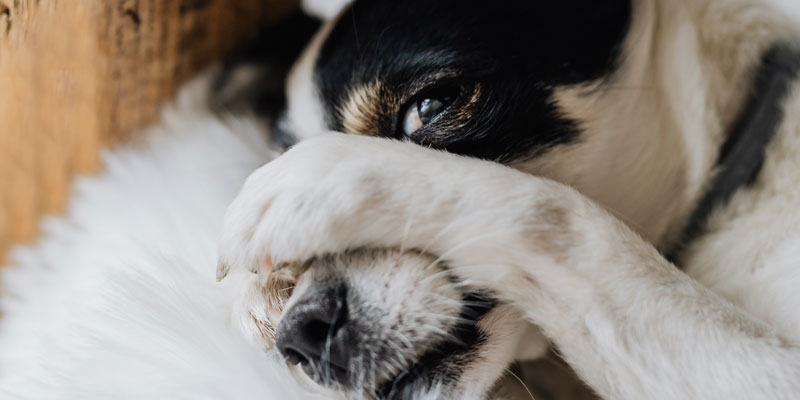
[218,134,800,399]
[453,195,800,400]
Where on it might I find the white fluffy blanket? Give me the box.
[0,81,342,399]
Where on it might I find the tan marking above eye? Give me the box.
[340,81,400,136]
[338,79,483,138]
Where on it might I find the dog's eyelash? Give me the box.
[395,83,468,137]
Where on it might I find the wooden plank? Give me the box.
[0,0,297,263]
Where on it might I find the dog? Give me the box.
[215,0,800,398]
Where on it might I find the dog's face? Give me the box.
[260,0,635,398]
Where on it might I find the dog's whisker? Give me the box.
[504,366,537,400]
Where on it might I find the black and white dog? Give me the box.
[216,0,800,398]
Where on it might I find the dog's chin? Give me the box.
[377,365,447,400]
[298,293,495,400]
[376,345,461,400]
[302,335,481,400]
[294,344,453,399]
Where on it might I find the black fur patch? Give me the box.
[379,293,495,400]
[315,0,632,161]
[211,11,321,119]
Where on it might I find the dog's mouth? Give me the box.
[284,292,495,398]
[376,293,496,399]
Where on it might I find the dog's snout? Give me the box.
[275,283,351,383]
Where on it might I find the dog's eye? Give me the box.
[402,87,458,136]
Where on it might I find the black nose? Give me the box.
[275,284,351,384]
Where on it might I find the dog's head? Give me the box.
[240,0,638,397]
[229,0,710,398]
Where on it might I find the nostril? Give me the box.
[281,346,310,366]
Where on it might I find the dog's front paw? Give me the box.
[216,134,432,279]
[216,132,580,297]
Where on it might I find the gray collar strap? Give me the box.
[668,44,800,264]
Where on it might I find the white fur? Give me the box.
[302,0,352,21]
[0,78,344,400]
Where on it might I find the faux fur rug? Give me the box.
[0,78,344,399]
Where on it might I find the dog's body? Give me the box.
[217,0,800,398]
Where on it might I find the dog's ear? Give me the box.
[510,0,632,82]
[209,10,321,118]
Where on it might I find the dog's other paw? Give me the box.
[231,263,307,349]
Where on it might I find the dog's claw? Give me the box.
[216,261,230,282]
[262,255,274,275]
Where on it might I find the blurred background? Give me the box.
[0,0,297,263]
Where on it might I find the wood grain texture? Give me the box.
[0,0,297,263]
